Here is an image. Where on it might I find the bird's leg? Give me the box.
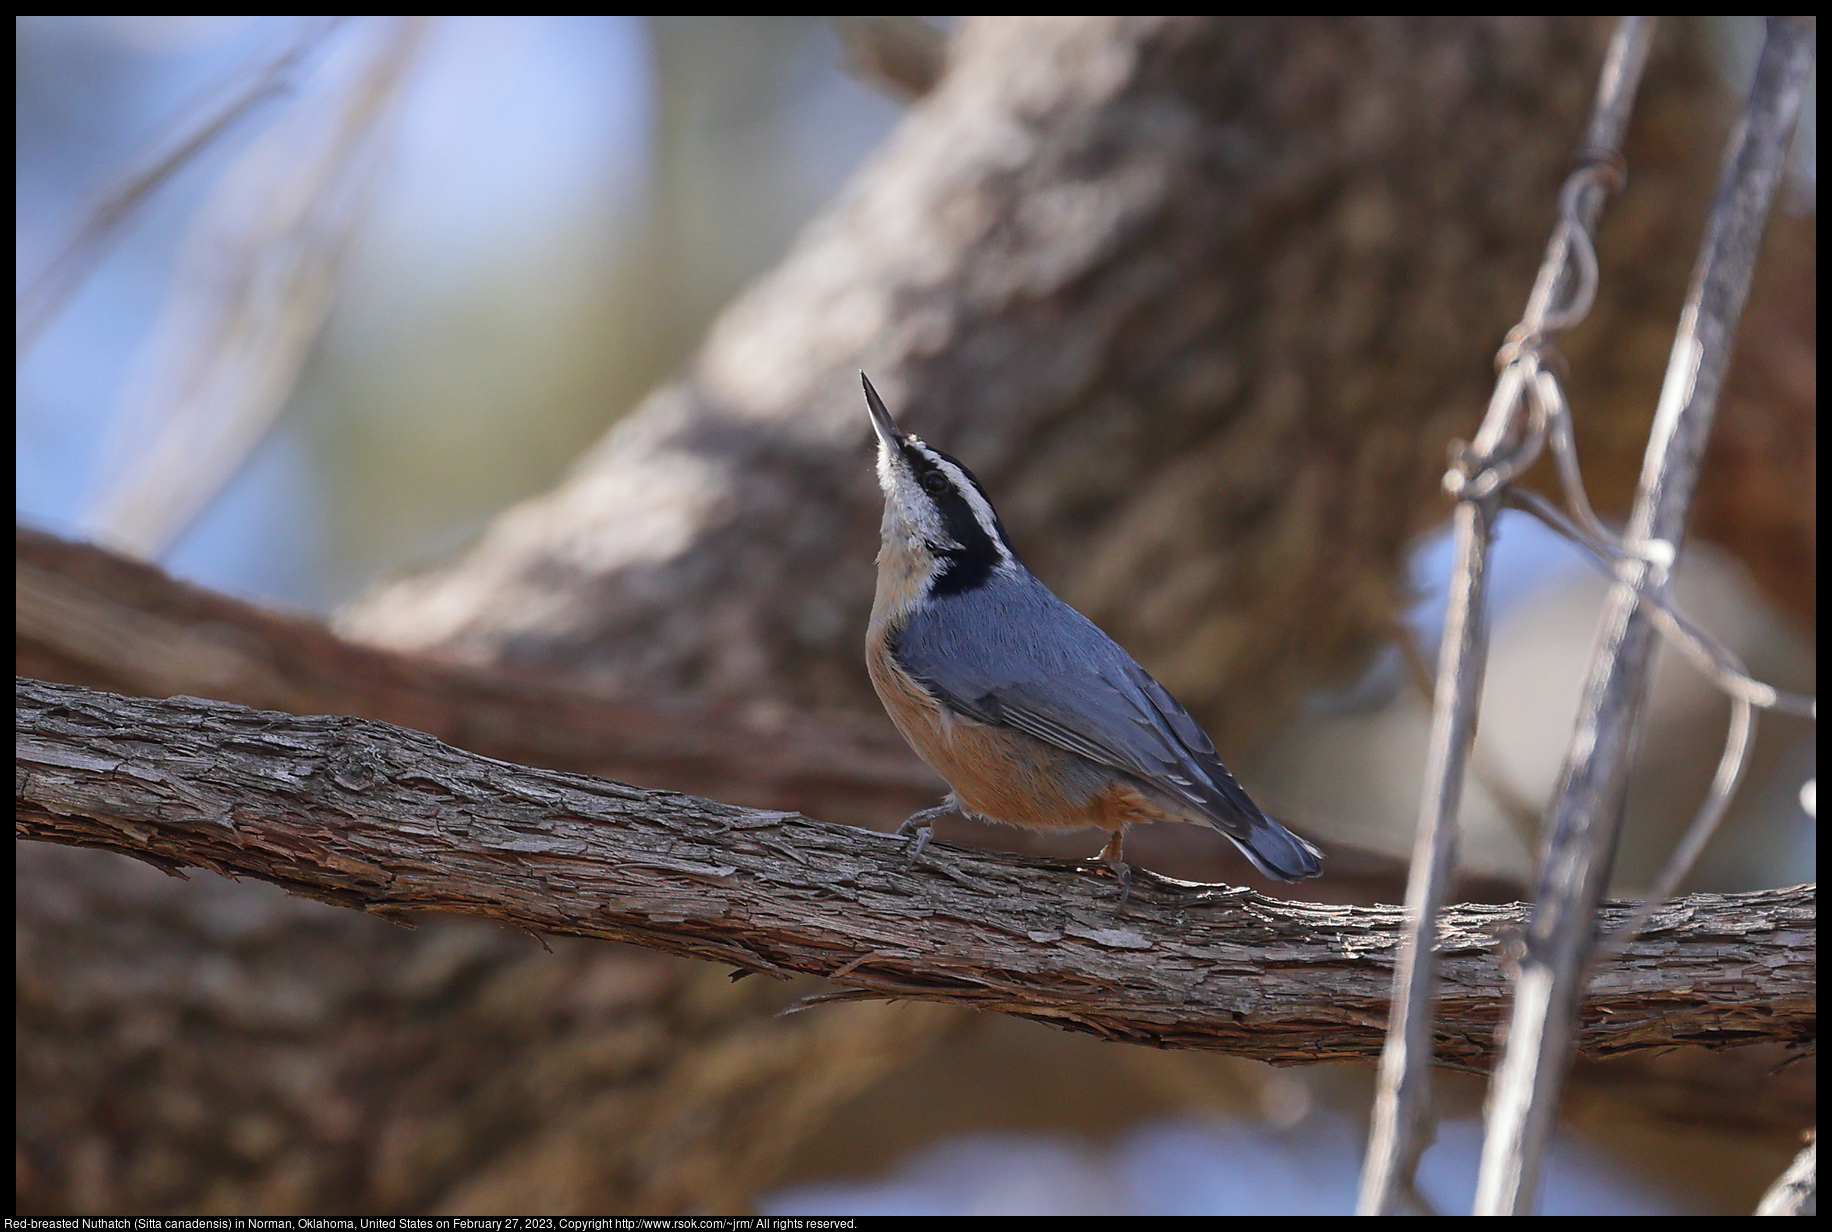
[1098,829,1133,911]
[895,802,955,865]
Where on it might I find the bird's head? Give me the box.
[862,371,1015,598]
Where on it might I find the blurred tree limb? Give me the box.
[83,17,433,561]
[17,677,1815,1068]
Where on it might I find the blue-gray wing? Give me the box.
[892,570,1320,880]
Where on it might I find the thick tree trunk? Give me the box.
[18,15,1814,1215]
[338,16,1810,740]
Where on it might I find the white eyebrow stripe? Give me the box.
[920,449,1012,564]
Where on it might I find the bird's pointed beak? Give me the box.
[862,371,904,449]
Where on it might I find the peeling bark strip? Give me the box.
[16,678,1813,1066]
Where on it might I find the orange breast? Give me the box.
[867,633,1167,835]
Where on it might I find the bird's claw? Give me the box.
[895,804,952,868]
[899,821,934,866]
[1107,858,1133,913]
[1093,832,1132,913]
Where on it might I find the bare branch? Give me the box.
[85,16,434,559]
[16,677,1815,1067]
[1476,17,1818,1215]
[15,16,347,352]
[15,524,940,824]
[18,523,1484,902]
[1360,17,1656,1215]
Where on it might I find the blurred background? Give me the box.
[18,15,907,608]
[15,15,1815,1216]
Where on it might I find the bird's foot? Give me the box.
[902,823,933,865]
[895,803,954,867]
[1108,859,1133,912]
[1096,831,1132,913]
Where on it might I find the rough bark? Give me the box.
[16,522,1527,902]
[18,679,1816,1066]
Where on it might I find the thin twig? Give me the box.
[1473,17,1817,1215]
[16,16,348,354]
[1448,478,1814,969]
[1356,16,1655,1216]
[1501,489,1806,964]
[1597,696,1756,960]
[83,16,433,560]
[1526,355,1811,717]
[1506,488,1814,718]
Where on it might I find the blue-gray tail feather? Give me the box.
[1222,815,1324,882]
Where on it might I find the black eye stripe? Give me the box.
[900,439,1016,567]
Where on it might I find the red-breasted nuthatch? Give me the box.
[862,373,1322,900]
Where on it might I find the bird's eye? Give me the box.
[920,471,950,495]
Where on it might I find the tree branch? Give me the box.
[17,677,1814,1068]
[19,522,1506,903]
[16,523,939,822]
